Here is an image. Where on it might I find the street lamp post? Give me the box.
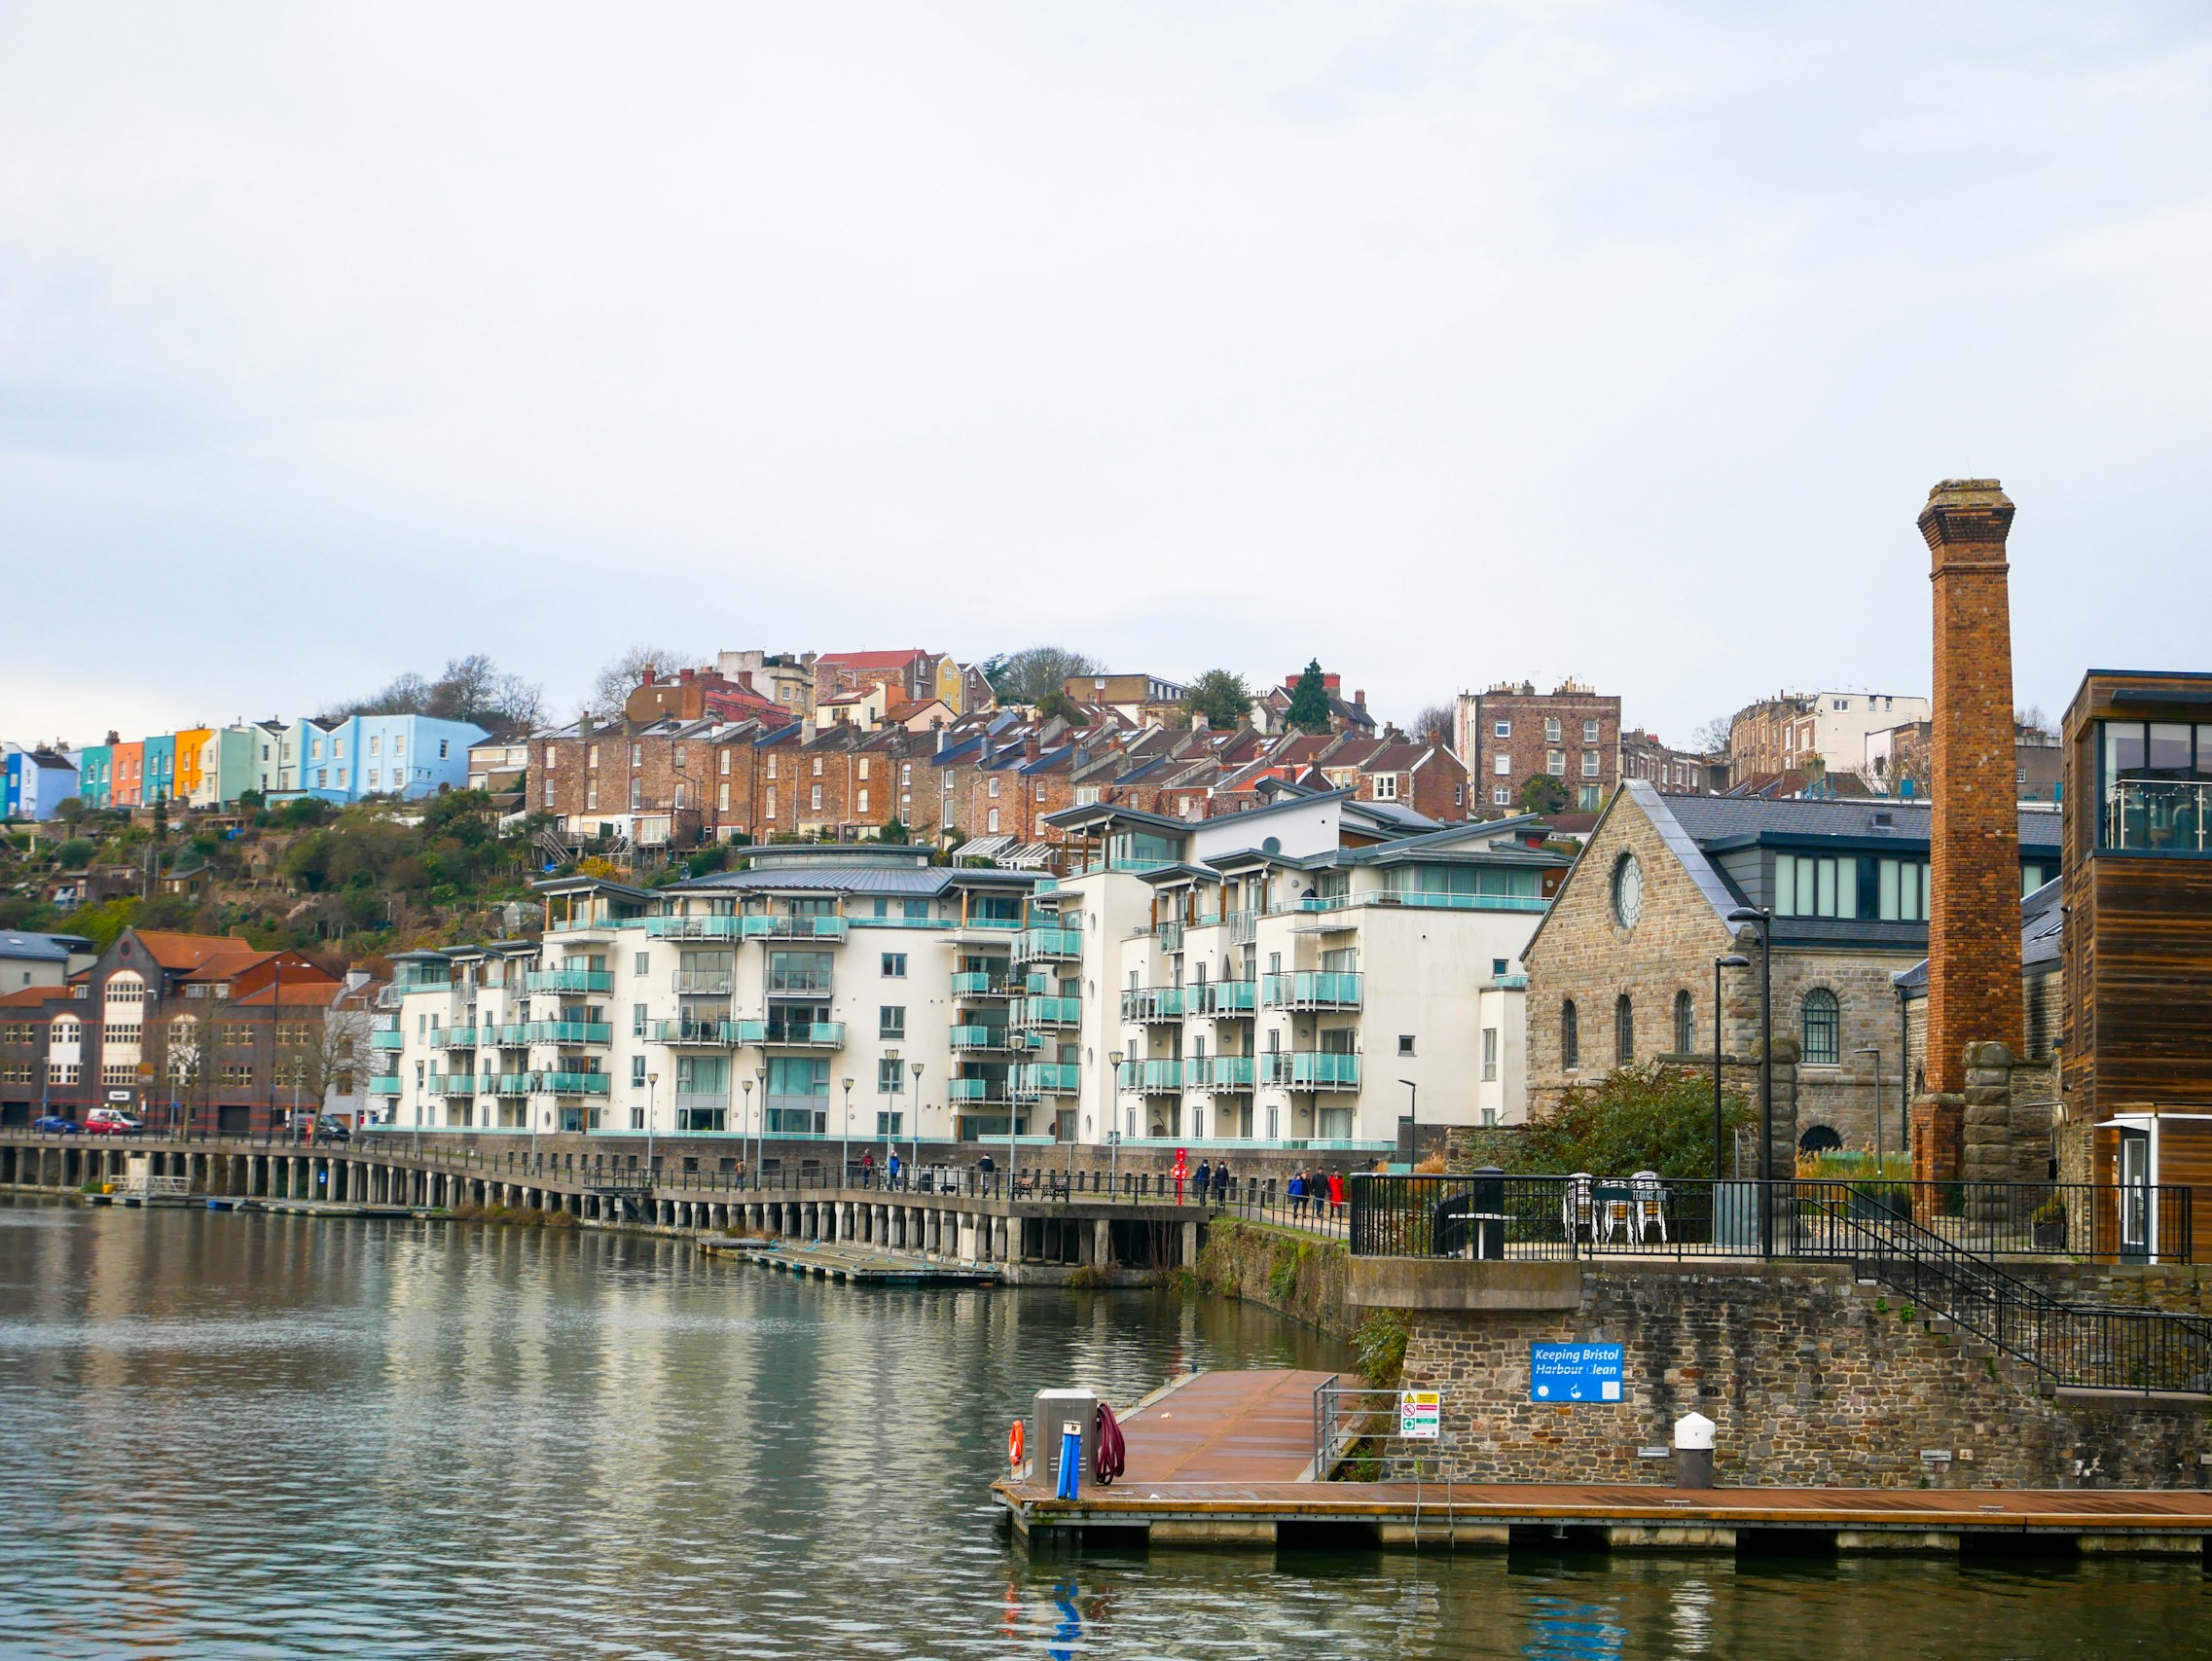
[841,1077,853,1187]
[1726,907,1775,1254]
[740,1077,752,1187]
[1107,1050,1124,1198]
[910,1061,923,1186]
[754,1064,766,1182]
[645,1070,658,1198]
[884,1049,901,1187]
[1856,1047,1884,1179]
[1713,955,1750,1182]
[1397,1077,1418,1170]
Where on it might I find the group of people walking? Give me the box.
[1170,1150,1235,1207]
[1287,1168,1347,1220]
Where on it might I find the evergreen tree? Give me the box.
[1286,660,1333,734]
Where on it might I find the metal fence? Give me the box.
[1348,1173,2194,1265]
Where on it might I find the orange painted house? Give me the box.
[173,727,213,804]
[111,740,145,807]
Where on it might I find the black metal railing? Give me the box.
[1349,1174,2194,1265]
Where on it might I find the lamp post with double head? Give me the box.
[1726,906,1774,1252]
[1713,955,1750,1182]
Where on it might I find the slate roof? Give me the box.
[0,931,92,963]
[1660,793,2062,851]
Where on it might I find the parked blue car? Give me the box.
[32,1115,81,1135]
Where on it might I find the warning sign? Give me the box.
[1396,1390,1441,1439]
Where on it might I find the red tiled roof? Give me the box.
[819,650,928,670]
[0,985,74,1009]
[131,930,258,972]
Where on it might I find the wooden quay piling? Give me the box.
[994,1368,2212,1558]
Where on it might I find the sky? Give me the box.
[3,2,2208,751]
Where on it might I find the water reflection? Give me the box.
[0,1202,2202,1659]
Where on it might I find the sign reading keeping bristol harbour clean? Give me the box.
[1529,1342,1624,1403]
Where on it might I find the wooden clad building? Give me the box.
[2061,669,2212,1260]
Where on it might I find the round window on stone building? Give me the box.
[1610,851,1643,928]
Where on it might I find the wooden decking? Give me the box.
[702,1237,1004,1285]
[993,1368,2212,1555]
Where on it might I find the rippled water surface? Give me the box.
[0,1201,2202,1659]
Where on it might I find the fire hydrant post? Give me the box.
[1673,1411,1715,1489]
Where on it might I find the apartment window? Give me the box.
[719,750,731,775]
[1371,775,1398,801]
[1800,989,1840,1066]
[880,1006,905,1040]
[629,779,642,811]
[943,771,954,793]
[1034,780,1046,802]
[1614,994,1633,1065]
[586,785,599,811]
[222,1064,254,1087]
[101,1062,133,1086]
[544,781,556,809]
[809,785,822,812]
[367,769,380,788]
[632,1056,647,1086]
[901,763,912,783]
[395,734,407,754]
[881,953,906,979]
[1674,991,1695,1054]
[1582,720,1600,743]
[1482,1028,1499,1081]
[369,735,381,755]
[1561,1000,1578,1068]
[673,783,687,809]
[1493,786,1511,806]
[718,782,730,812]
[49,1063,80,1087]
[1493,755,1511,776]
[588,744,599,768]
[631,744,643,767]
[876,1058,903,1094]
[766,788,778,819]
[767,755,779,779]
[987,808,999,833]
[812,756,823,777]
[1545,717,1562,742]
[857,758,870,780]
[1547,750,1566,776]
[988,776,1000,797]
[1493,720,1510,739]
[856,789,870,814]
[634,1002,647,1035]
[1581,751,1599,777]
[1396,1034,1414,1057]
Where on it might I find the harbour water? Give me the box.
[0,1201,2200,1658]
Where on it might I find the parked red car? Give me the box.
[84,1108,145,1137]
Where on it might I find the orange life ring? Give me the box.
[1008,1420,1026,1467]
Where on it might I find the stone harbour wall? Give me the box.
[1399,1259,2212,1490]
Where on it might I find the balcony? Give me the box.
[1260,970,1364,1011]
[948,1076,1010,1106]
[673,971,736,995]
[1012,926,1082,964]
[1226,908,1258,947]
[526,968,615,994]
[1154,921,1184,955]
[370,1029,406,1051]
[950,1025,1020,1054]
[1012,1062,1080,1099]
[1199,1055,1255,1091]
[1116,1059,1186,1093]
[1200,980,1257,1017]
[534,1070,612,1097]
[490,1073,533,1097]
[1260,1052,1361,1091]
[1011,995,1081,1030]
[437,1027,478,1049]
[757,916,848,941]
[734,1020,846,1050]
[526,1021,613,1045]
[1119,987,1188,1024]
[645,1020,733,1046]
[766,971,834,997]
[951,970,1016,998]
[646,915,743,940]
[489,1024,533,1045]
[428,1073,477,1097]
[367,1075,403,1096]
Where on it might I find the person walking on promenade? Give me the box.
[887,1148,902,1191]
[1172,1148,1188,1204]
[1327,1169,1346,1218]
[1288,1170,1307,1220]
[1193,1158,1212,1209]
[1213,1158,1231,1209]
[861,1149,875,1189]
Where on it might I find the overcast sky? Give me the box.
[4,2,2207,751]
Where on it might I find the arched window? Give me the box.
[1673,990,1696,1054]
[1798,1124,1842,1154]
[1801,988,1839,1065]
[1614,994,1634,1065]
[1561,1000,1579,1069]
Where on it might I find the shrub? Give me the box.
[1462,1063,1753,1179]
[1352,1309,1409,1390]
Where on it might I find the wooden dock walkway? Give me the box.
[993,1368,2212,1555]
[702,1237,1003,1286]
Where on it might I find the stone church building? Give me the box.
[1521,779,2060,1155]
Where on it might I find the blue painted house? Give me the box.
[3,746,81,820]
[142,734,177,805]
[352,715,488,799]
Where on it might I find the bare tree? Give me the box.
[585,643,699,720]
[2015,704,2052,737]
[981,645,1103,706]
[1691,714,1735,755]
[1410,703,1456,748]
[293,1007,372,1113]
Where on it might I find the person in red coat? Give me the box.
[1172,1148,1188,1204]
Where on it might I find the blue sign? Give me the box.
[1530,1342,1624,1403]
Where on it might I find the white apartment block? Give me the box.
[374,794,1566,1158]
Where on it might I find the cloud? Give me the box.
[2,1,2207,745]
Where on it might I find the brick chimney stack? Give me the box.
[1920,478,2023,1096]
